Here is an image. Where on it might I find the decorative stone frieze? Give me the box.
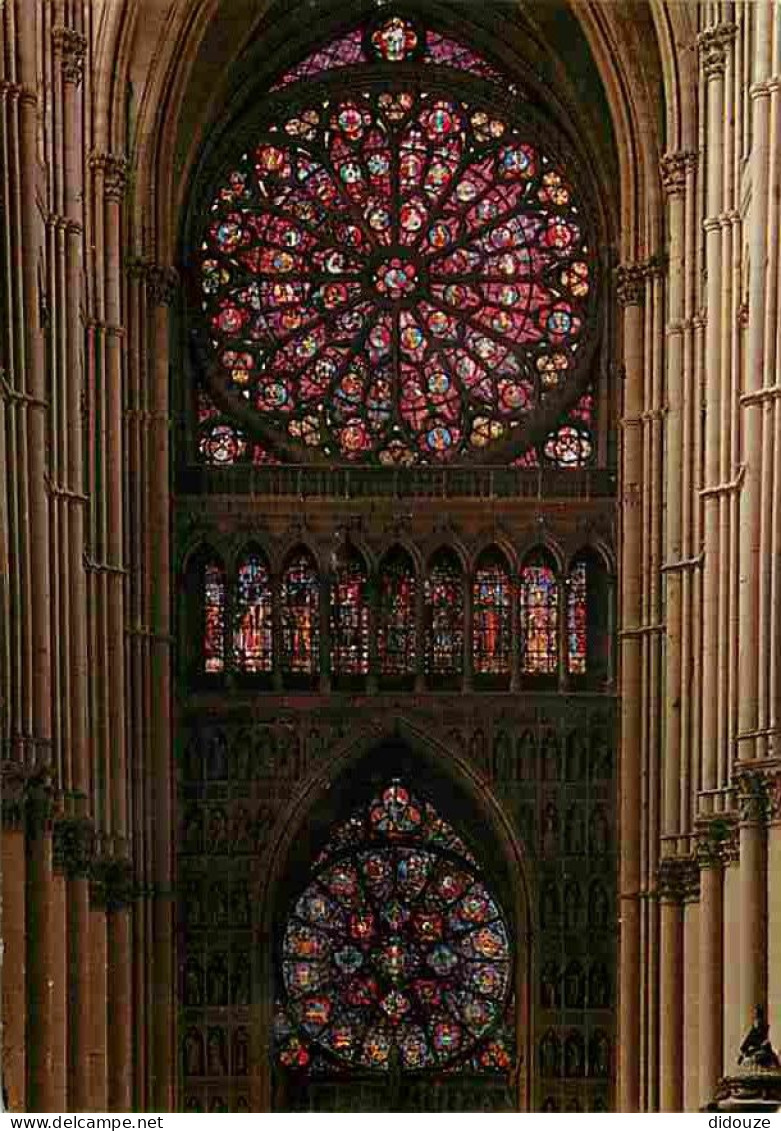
[734,769,770,826]
[51,26,87,86]
[1,762,29,831]
[615,264,646,307]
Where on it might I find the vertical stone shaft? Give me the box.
[659,890,684,1111]
[700,22,727,800]
[738,777,768,1021]
[737,2,773,764]
[2,820,26,1109]
[149,275,176,1111]
[617,273,645,1110]
[698,853,724,1105]
[108,906,132,1110]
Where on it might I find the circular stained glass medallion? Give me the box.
[279,783,512,1072]
[199,73,595,465]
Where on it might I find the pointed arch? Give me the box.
[280,546,320,678]
[330,545,370,679]
[472,546,512,679]
[519,547,559,677]
[424,547,465,682]
[234,545,273,674]
[377,545,418,680]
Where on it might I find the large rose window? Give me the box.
[197,17,597,466]
[276,783,513,1074]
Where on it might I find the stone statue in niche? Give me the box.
[493,731,512,781]
[589,962,611,1009]
[209,881,229,927]
[541,802,559,857]
[232,805,253,854]
[564,731,587,781]
[564,806,585,855]
[541,1096,558,1112]
[235,1097,250,1112]
[210,1096,228,1113]
[540,882,560,929]
[184,1097,203,1113]
[563,879,582,930]
[184,881,203,927]
[232,881,251,927]
[567,1098,582,1112]
[206,955,229,1007]
[206,731,228,780]
[183,1029,204,1077]
[231,730,252,781]
[540,962,560,1008]
[233,1027,250,1075]
[737,1005,781,1069]
[564,1032,585,1077]
[254,806,272,854]
[232,954,251,1006]
[182,807,203,855]
[589,731,612,779]
[589,1032,611,1077]
[589,880,610,928]
[184,958,203,1007]
[540,732,559,781]
[539,1031,561,1077]
[206,1028,227,1076]
[206,808,228,854]
[589,807,610,855]
[564,961,585,1008]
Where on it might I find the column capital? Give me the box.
[147,265,179,307]
[89,151,128,200]
[660,151,696,197]
[90,850,134,910]
[53,817,96,878]
[734,768,770,826]
[615,263,645,307]
[1,761,30,831]
[657,855,699,903]
[696,815,739,867]
[698,24,737,79]
[51,26,87,86]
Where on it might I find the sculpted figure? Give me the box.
[738,1005,781,1069]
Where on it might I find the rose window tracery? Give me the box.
[197,15,597,466]
[276,783,513,1074]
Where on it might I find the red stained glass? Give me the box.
[198,422,247,465]
[278,783,512,1074]
[519,557,559,675]
[424,550,464,676]
[200,75,595,465]
[567,559,588,675]
[204,562,226,673]
[378,548,417,677]
[330,550,370,676]
[235,552,273,673]
[472,550,512,676]
[281,550,320,676]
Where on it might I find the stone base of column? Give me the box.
[703,1068,781,1113]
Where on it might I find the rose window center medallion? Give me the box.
[373,254,421,301]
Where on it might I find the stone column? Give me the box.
[735,772,769,1023]
[107,865,133,1111]
[696,819,734,1105]
[657,858,693,1110]
[768,773,781,1038]
[53,818,95,1112]
[616,263,646,1111]
[89,873,109,1111]
[1,770,28,1110]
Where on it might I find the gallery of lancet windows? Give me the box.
[187,541,611,689]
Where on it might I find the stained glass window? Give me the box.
[281,549,320,676]
[472,549,512,677]
[566,559,588,675]
[198,17,597,467]
[425,550,464,676]
[544,389,595,469]
[203,561,227,673]
[330,549,370,677]
[235,550,273,673]
[272,18,507,91]
[276,782,512,1074]
[519,554,559,675]
[378,548,417,678]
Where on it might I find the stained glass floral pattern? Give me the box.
[472,551,512,677]
[200,69,595,465]
[204,562,227,673]
[378,548,417,677]
[281,550,320,676]
[567,560,588,675]
[425,551,464,676]
[235,551,273,672]
[277,783,512,1074]
[330,551,370,676]
[519,556,559,675]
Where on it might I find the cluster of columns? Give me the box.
[0,0,176,1111]
[617,0,781,1111]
